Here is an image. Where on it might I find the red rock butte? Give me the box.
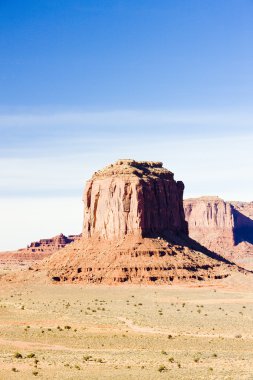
[83,159,188,239]
[46,160,244,284]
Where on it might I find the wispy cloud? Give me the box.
[1,133,252,198]
[1,107,252,160]
[0,108,253,128]
[1,129,252,251]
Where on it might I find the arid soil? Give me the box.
[0,267,252,380]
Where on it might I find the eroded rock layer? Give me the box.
[0,234,80,262]
[46,160,243,284]
[47,235,237,284]
[83,159,187,239]
[184,197,253,270]
[184,197,235,249]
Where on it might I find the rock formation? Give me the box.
[27,233,80,253]
[184,197,253,270]
[230,201,253,245]
[184,197,235,249]
[47,160,242,284]
[83,159,187,239]
[0,234,80,262]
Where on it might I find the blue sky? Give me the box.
[0,0,253,250]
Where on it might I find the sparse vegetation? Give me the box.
[14,352,22,359]
[0,274,251,379]
[26,353,36,358]
[158,365,167,372]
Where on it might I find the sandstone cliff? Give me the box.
[83,159,187,239]
[46,160,242,284]
[184,197,253,270]
[184,196,235,249]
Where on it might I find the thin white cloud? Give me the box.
[0,115,252,250]
[0,133,252,197]
[0,108,253,128]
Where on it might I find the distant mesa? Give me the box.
[0,234,80,262]
[47,160,242,284]
[184,197,253,270]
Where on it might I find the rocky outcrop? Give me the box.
[83,159,187,239]
[46,160,243,284]
[27,233,79,252]
[184,197,253,270]
[0,234,81,262]
[47,235,235,284]
[184,196,235,248]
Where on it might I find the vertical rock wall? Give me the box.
[184,197,235,251]
[83,160,188,239]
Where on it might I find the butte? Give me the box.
[47,159,243,284]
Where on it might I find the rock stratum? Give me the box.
[184,197,253,270]
[83,159,188,239]
[47,160,243,284]
[0,234,80,262]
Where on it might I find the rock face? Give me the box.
[230,201,253,246]
[184,197,235,249]
[184,197,253,269]
[46,160,242,284]
[83,159,187,239]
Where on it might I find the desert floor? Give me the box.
[0,266,253,380]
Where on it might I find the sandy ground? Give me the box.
[0,266,252,380]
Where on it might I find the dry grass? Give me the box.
[0,269,252,379]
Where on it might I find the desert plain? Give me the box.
[0,262,252,380]
[1,160,253,380]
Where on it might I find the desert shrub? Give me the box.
[158,365,167,372]
[83,355,92,361]
[14,352,22,359]
[27,353,35,358]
